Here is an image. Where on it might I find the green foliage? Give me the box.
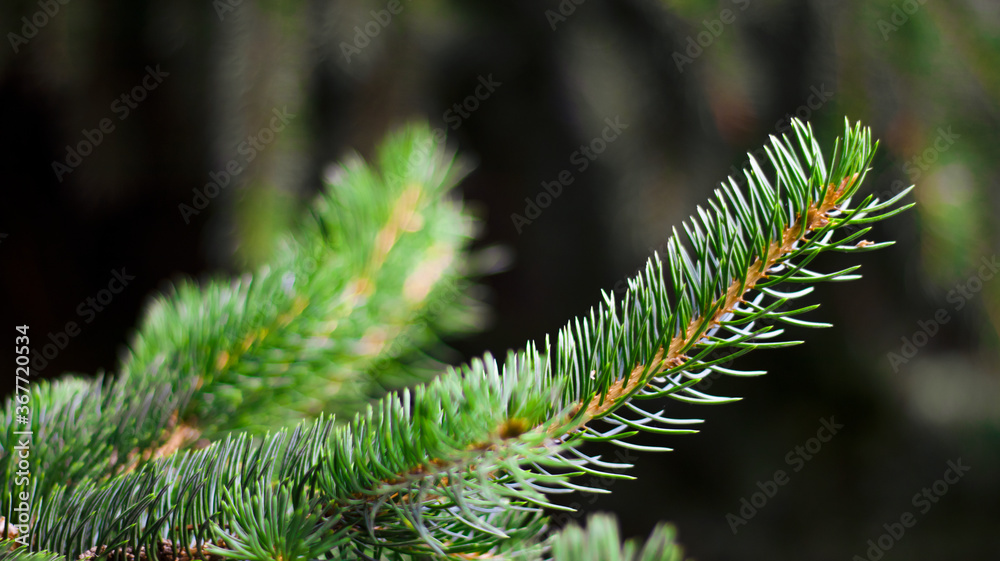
[206,479,348,561]
[550,515,684,561]
[1,118,910,560]
[0,542,65,561]
[2,125,480,508]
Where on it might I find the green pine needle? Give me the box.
[0,118,912,560]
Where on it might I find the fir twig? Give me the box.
[1,118,912,560]
[1,125,480,508]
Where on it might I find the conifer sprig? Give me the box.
[1,119,912,560]
[1,126,480,510]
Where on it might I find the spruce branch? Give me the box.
[2,124,483,540]
[123,124,480,435]
[2,118,912,560]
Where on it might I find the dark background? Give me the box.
[2,0,999,559]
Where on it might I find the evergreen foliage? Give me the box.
[1,118,911,560]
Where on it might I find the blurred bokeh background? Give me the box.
[2,0,998,559]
